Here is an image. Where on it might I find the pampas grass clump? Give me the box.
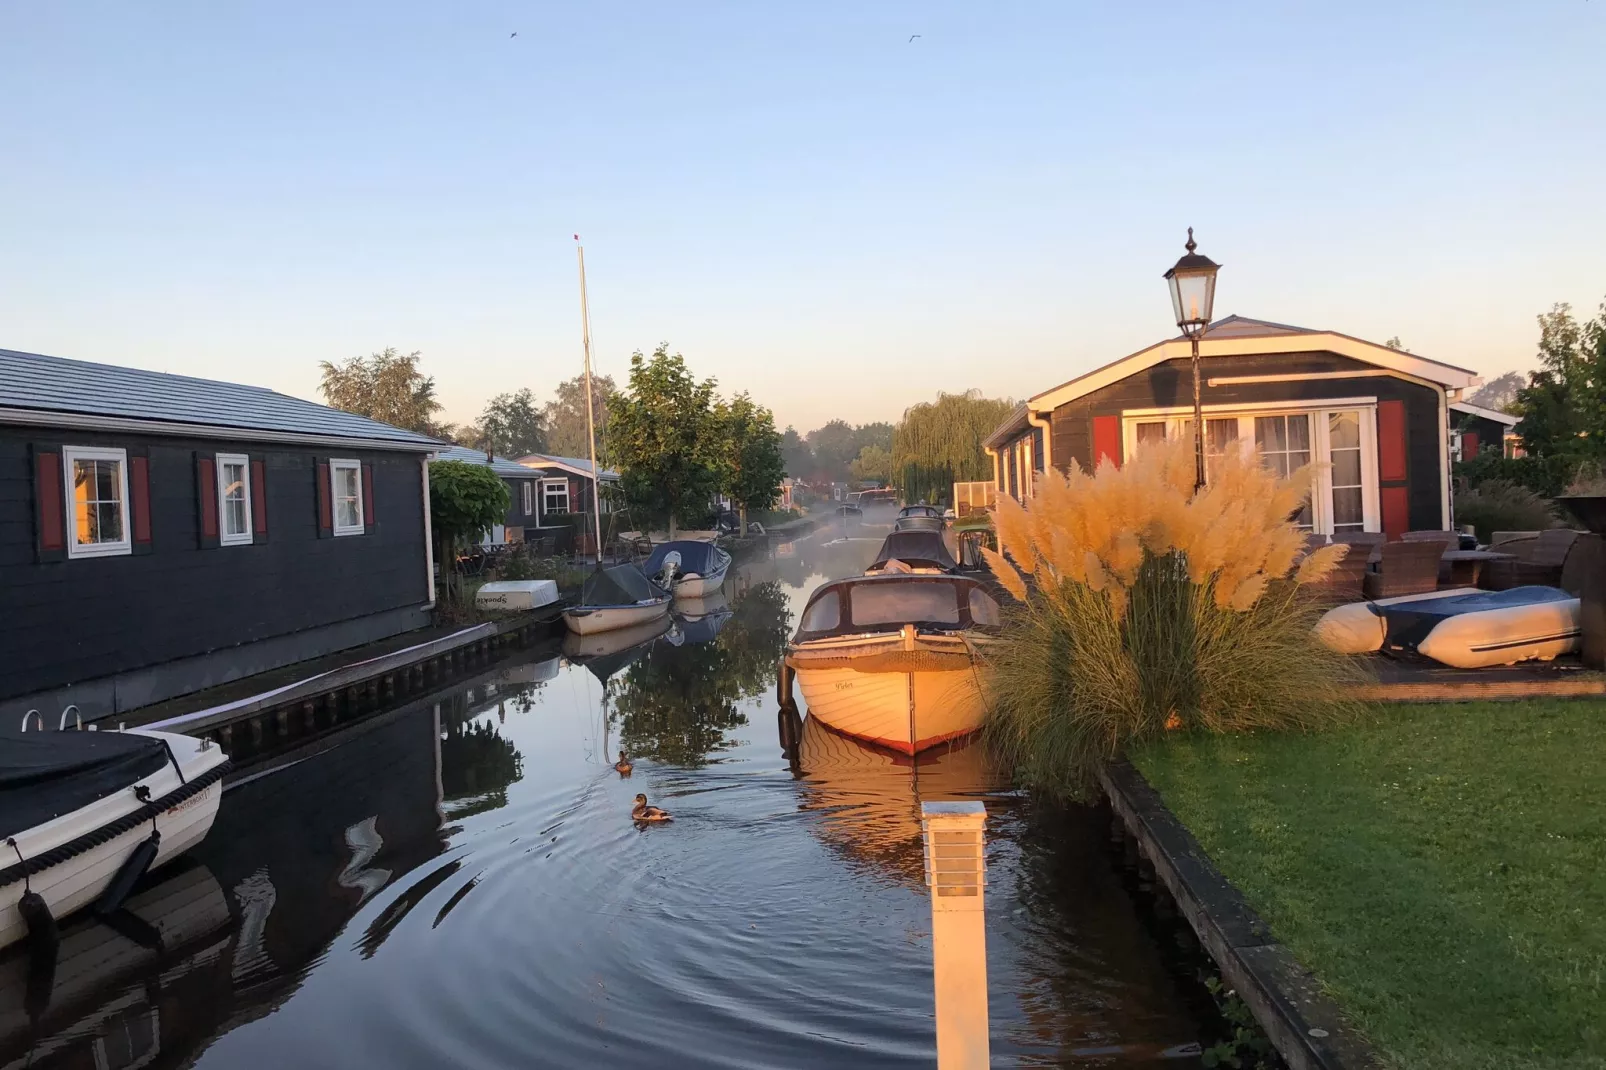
[982,437,1365,799]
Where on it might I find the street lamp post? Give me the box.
[1163,228,1222,491]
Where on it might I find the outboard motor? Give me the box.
[655,550,683,591]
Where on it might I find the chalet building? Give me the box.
[432,445,546,545]
[984,316,1482,536]
[0,347,442,721]
[1450,401,1521,461]
[514,452,618,549]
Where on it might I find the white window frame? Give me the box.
[330,459,364,537]
[541,478,569,520]
[1120,397,1381,536]
[521,480,534,517]
[63,446,132,559]
[216,452,253,546]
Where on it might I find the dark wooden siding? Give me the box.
[1454,412,1507,459]
[0,427,429,701]
[1047,350,1445,530]
[503,475,538,530]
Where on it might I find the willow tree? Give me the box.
[890,390,1015,505]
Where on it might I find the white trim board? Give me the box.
[1450,400,1521,427]
[1028,332,1479,414]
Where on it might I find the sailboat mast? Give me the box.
[575,240,606,565]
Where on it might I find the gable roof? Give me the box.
[515,452,620,482]
[1021,314,1481,419]
[1450,401,1520,428]
[0,347,443,451]
[433,444,543,478]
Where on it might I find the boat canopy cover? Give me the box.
[794,575,1002,639]
[0,727,171,838]
[1381,585,1574,649]
[898,505,943,519]
[869,531,957,572]
[578,564,669,608]
[643,540,729,579]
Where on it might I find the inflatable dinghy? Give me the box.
[1387,586,1580,668]
[1315,588,1478,654]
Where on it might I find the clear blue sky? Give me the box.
[2,2,1602,432]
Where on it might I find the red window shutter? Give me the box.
[315,460,332,537]
[250,457,269,538]
[1461,431,1480,459]
[570,477,582,511]
[33,445,65,562]
[1377,400,1407,482]
[1381,486,1410,538]
[1092,415,1121,468]
[196,454,219,548]
[130,453,153,551]
[362,463,375,527]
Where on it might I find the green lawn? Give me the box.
[1131,701,1606,1070]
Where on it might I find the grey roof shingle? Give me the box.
[0,347,444,449]
[433,444,543,479]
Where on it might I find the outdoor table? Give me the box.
[1441,549,1516,589]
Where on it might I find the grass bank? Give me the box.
[1131,701,1606,1070]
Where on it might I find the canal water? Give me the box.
[1,514,1214,1069]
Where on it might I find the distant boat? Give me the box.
[864,529,960,575]
[835,503,863,518]
[643,540,732,598]
[785,574,1002,754]
[892,504,945,533]
[562,564,672,636]
[2,723,229,952]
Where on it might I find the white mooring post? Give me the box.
[921,800,990,1069]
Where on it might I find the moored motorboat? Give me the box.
[643,540,733,598]
[892,504,946,534]
[2,723,230,953]
[1315,585,1582,668]
[1314,587,1478,654]
[864,529,960,575]
[562,564,672,635]
[784,574,1002,754]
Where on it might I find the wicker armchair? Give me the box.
[1363,540,1445,599]
[1485,529,1580,590]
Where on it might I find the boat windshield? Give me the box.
[851,583,961,626]
[801,590,842,631]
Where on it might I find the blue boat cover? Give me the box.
[1381,585,1573,650]
[643,541,728,579]
[0,726,169,839]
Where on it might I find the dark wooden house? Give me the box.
[1450,401,1520,461]
[0,346,442,721]
[433,444,545,544]
[514,452,619,550]
[985,316,1481,536]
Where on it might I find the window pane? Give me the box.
[96,461,118,501]
[1287,414,1311,452]
[98,501,123,542]
[1290,449,1311,470]
[1207,418,1238,452]
[338,467,359,500]
[338,498,361,529]
[226,498,248,535]
[1329,411,1360,450]
[1254,416,1287,453]
[968,587,1001,626]
[1332,447,1362,487]
[76,499,96,544]
[1333,487,1364,528]
[1136,421,1167,445]
[801,591,840,632]
[850,583,961,627]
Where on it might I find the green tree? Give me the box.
[609,345,722,535]
[779,425,813,479]
[716,392,786,529]
[477,388,547,457]
[541,373,616,460]
[1514,301,1606,458]
[805,419,859,481]
[854,421,895,454]
[890,389,1015,505]
[319,348,448,436]
[850,443,891,485]
[428,460,511,604]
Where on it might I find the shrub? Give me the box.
[981,439,1363,800]
[1455,451,1579,497]
[1565,459,1606,496]
[1452,479,1560,541]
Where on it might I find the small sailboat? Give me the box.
[562,564,673,636]
[2,722,230,953]
[643,540,733,598]
[785,574,1002,754]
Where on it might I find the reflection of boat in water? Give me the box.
[644,541,733,598]
[786,574,1001,754]
[797,718,998,886]
[670,590,732,646]
[0,859,232,1066]
[563,614,674,682]
[563,565,672,635]
[2,725,229,953]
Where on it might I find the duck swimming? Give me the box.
[632,793,671,822]
[614,752,633,776]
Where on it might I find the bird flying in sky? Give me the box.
[510,32,517,38]
[908,34,920,42]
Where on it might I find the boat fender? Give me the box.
[95,830,162,916]
[17,890,58,953]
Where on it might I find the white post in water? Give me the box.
[921,800,989,1069]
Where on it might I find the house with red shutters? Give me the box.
[0,346,442,722]
[983,316,1483,537]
